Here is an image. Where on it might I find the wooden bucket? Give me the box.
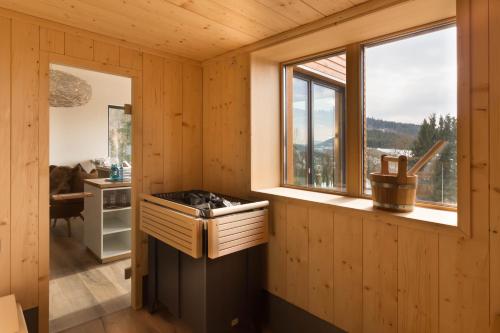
[369,155,417,212]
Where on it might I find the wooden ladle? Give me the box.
[408,139,448,175]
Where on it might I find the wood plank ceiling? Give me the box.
[0,0,369,61]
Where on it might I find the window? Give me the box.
[108,105,132,163]
[283,52,346,192]
[281,24,458,209]
[363,25,457,207]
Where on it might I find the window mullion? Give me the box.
[345,43,363,197]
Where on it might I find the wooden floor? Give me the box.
[59,307,193,333]
[50,218,131,332]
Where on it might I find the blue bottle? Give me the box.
[110,164,120,180]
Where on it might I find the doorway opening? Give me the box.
[48,63,133,332]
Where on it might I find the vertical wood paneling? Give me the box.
[38,50,50,333]
[142,53,164,194]
[39,27,64,54]
[119,47,142,70]
[11,20,40,309]
[266,200,287,298]
[490,0,500,322]
[286,204,309,310]
[398,227,438,333]
[131,71,145,309]
[440,0,490,332]
[182,63,203,190]
[221,55,250,197]
[163,60,183,192]
[308,207,334,323]
[0,17,11,296]
[64,33,93,60]
[333,213,362,333]
[202,60,223,193]
[362,217,397,333]
[93,40,119,65]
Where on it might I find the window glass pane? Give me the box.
[292,77,308,186]
[284,52,346,191]
[364,26,457,206]
[312,83,344,189]
[108,106,132,164]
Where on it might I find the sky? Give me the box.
[292,25,457,144]
[365,26,457,124]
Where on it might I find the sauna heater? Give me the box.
[139,190,269,333]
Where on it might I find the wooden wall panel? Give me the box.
[142,54,165,194]
[0,16,11,297]
[119,47,142,70]
[202,59,224,193]
[333,213,362,333]
[490,0,500,322]
[398,228,438,333]
[64,33,94,60]
[439,1,490,332]
[308,207,334,323]
[181,63,203,190]
[202,55,250,197]
[285,204,309,310]
[0,9,204,332]
[38,50,50,333]
[93,40,119,66]
[266,200,287,298]
[10,20,40,309]
[163,60,183,192]
[362,217,397,333]
[39,27,64,54]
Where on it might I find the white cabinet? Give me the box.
[83,179,131,263]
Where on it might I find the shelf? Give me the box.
[103,218,131,235]
[103,206,131,213]
[102,233,131,259]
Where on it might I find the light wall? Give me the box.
[49,64,131,166]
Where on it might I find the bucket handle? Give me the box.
[381,155,408,181]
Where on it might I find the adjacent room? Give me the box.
[48,64,132,332]
[0,0,499,333]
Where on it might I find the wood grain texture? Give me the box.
[333,213,362,333]
[439,1,490,332]
[39,27,64,54]
[202,54,250,197]
[398,227,438,333]
[285,204,309,310]
[362,217,397,333]
[64,33,94,60]
[266,200,287,298]
[119,47,142,70]
[142,53,164,194]
[38,50,50,333]
[490,0,500,323]
[163,60,183,192]
[93,41,120,66]
[0,16,11,297]
[181,63,203,190]
[11,19,40,309]
[0,0,371,60]
[308,207,334,323]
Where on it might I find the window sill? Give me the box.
[253,187,460,235]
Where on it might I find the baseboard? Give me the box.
[262,291,345,333]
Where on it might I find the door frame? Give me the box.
[39,51,143,332]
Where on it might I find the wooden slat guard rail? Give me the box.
[139,200,203,259]
[207,209,269,259]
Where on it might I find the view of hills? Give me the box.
[311,117,421,150]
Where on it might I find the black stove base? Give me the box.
[148,236,263,333]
